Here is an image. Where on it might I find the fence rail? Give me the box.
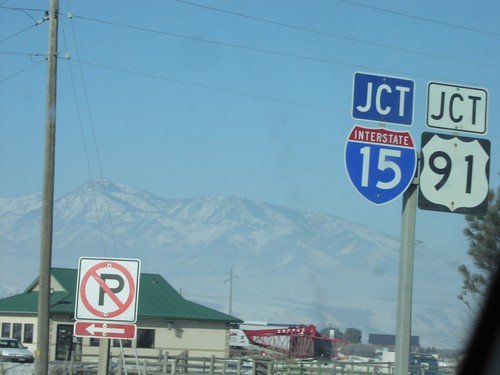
[47,352,457,375]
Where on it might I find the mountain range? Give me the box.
[0,180,466,349]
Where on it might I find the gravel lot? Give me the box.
[0,362,35,374]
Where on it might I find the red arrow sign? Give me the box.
[74,320,137,339]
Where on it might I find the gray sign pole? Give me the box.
[97,339,111,375]
[394,177,418,375]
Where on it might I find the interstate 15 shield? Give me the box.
[345,125,417,205]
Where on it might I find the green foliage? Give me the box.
[458,185,500,311]
[343,327,362,344]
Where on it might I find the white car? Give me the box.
[0,337,34,363]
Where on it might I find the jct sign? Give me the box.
[426,82,488,134]
[75,257,141,323]
[352,72,415,126]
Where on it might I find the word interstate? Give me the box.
[349,127,413,146]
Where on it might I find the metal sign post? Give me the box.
[75,257,141,375]
[394,178,418,375]
[348,71,419,374]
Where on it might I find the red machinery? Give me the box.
[241,324,348,359]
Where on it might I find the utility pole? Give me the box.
[36,0,59,374]
[225,269,238,315]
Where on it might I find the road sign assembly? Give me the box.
[426,82,488,134]
[352,72,415,126]
[345,124,417,205]
[418,132,490,215]
[75,257,141,323]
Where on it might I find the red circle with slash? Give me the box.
[80,261,136,319]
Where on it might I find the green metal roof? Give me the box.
[0,268,241,323]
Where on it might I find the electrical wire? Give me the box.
[338,0,500,38]
[0,24,35,44]
[61,0,121,258]
[67,9,500,91]
[0,7,49,43]
[0,57,45,83]
[169,0,500,71]
[67,57,347,114]
[59,19,109,256]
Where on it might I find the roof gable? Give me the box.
[24,267,78,294]
[0,268,241,323]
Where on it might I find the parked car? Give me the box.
[0,337,34,363]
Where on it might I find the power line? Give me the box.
[170,0,500,71]
[62,53,500,116]
[0,58,45,83]
[0,6,48,13]
[69,14,500,74]
[0,24,36,44]
[5,4,500,74]
[65,14,500,90]
[338,0,500,38]
[0,8,49,43]
[69,57,345,113]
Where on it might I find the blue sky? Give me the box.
[1,0,499,270]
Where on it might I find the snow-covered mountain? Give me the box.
[0,180,466,348]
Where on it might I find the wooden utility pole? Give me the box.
[36,0,59,374]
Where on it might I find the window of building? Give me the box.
[136,329,155,349]
[1,323,10,338]
[113,339,132,348]
[90,330,155,349]
[23,324,34,343]
[12,323,22,341]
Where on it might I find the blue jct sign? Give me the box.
[352,72,415,126]
[345,125,417,205]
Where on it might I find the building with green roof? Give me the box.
[0,267,242,361]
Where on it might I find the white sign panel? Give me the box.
[418,132,490,215]
[426,82,488,134]
[75,257,141,323]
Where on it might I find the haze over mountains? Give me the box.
[0,180,466,348]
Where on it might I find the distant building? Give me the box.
[368,333,420,348]
[0,268,242,361]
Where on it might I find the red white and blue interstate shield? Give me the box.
[345,125,417,205]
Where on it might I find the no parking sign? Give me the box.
[75,257,141,323]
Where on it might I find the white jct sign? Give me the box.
[418,132,490,215]
[426,82,488,134]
